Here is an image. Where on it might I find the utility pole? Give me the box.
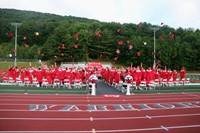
[11,23,21,66]
[150,27,159,68]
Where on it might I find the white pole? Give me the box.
[153,28,156,68]
[91,83,96,95]
[11,23,21,66]
[151,27,159,69]
[126,83,131,95]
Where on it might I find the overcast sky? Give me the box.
[0,0,199,29]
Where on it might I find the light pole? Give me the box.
[151,27,159,68]
[11,23,21,66]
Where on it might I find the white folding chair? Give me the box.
[32,78,38,87]
[63,79,71,89]
[139,81,147,90]
[16,77,23,86]
[42,78,49,87]
[73,79,82,89]
[53,78,60,88]
[8,77,15,85]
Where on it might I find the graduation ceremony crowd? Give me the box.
[4,62,187,90]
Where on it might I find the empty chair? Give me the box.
[8,77,15,85]
[73,79,82,89]
[42,78,49,87]
[24,78,31,86]
[139,81,147,90]
[16,77,23,86]
[63,79,71,89]
[53,78,60,88]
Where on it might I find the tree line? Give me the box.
[0,9,200,70]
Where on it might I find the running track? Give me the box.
[0,93,200,133]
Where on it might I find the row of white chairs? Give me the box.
[113,78,190,92]
[3,77,86,89]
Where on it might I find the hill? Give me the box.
[0,8,200,70]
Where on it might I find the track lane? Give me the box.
[0,93,200,132]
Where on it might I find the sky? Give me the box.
[0,0,200,29]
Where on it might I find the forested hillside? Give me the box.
[0,9,200,70]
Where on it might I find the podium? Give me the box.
[90,83,96,95]
[126,83,131,95]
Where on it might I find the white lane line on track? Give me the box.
[1,124,200,133]
[0,97,199,103]
[92,128,96,133]
[146,115,152,119]
[160,125,169,131]
[90,117,93,121]
[1,113,200,121]
[183,93,200,97]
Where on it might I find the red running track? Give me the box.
[0,93,200,133]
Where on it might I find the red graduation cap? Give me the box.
[170,32,175,38]
[86,53,89,56]
[74,44,78,49]
[24,44,29,48]
[74,33,79,40]
[99,54,102,58]
[137,52,141,57]
[137,23,142,28]
[116,49,120,54]
[118,40,123,45]
[7,33,14,37]
[41,53,44,56]
[114,57,118,61]
[62,44,65,49]
[95,31,101,37]
[61,53,64,57]
[128,45,133,50]
[23,36,27,40]
[159,35,163,40]
[13,49,17,53]
[126,40,130,44]
[54,55,58,59]
[117,27,121,32]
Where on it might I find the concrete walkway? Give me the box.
[96,80,123,95]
